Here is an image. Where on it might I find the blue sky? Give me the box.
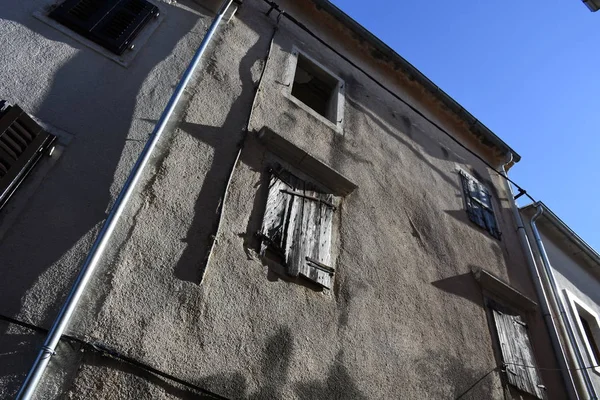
[330,0,600,251]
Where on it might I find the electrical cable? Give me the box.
[454,366,500,400]
[260,0,537,204]
[0,314,228,400]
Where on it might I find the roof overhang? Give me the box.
[520,202,600,270]
[309,0,521,163]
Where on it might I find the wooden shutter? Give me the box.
[459,170,501,239]
[0,104,56,210]
[492,308,544,399]
[260,166,336,289]
[49,0,159,55]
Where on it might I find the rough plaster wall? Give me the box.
[0,0,215,397]
[0,0,565,399]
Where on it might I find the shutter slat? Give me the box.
[285,177,304,276]
[492,309,544,398]
[260,174,289,253]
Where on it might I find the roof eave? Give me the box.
[309,0,521,163]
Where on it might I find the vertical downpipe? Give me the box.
[530,204,598,400]
[500,156,581,399]
[16,1,234,399]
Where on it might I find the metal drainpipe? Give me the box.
[500,156,581,400]
[16,1,234,398]
[531,203,598,399]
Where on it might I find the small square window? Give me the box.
[258,164,337,289]
[290,52,343,125]
[49,0,160,55]
[459,170,501,239]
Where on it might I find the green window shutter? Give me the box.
[492,308,544,399]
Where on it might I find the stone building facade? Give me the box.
[0,0,569,398]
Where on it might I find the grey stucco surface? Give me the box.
[1,0,566,399]
[520,209,600,393]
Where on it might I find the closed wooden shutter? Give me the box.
[49,0,159,55]
[492,308,544,399]
[260,166,336,289]
[459,170,501,239]
[0,104,56,210]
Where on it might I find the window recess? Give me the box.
[487,300,545,399]
[49,0,160,55]
[259,165,337,289]
[0,102,57,210]
[290,50,344,126]
[459,170,501,239]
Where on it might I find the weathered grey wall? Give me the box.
[0,0,218,397]
[521,210,600,393]
[0,0,566,399]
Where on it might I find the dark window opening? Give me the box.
[0,101,57,210]
[49,0,159,55]
[291,53,340,123]
[580,314,600,363]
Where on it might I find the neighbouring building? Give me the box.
[521,203,600,399]
[0,0,571,399]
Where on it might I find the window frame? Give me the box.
[563,289,600,374]
[33,0,163,67]
[284,46,345,133]
[458,168,501,239]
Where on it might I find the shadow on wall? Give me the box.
[169,19,273,283]
[197,326,367,400]
[431,272,484,309]
[0,0,200,394]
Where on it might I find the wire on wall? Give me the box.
[0,315,228,400]
[260,0,537,204]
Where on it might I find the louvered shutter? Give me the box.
[492,308,544,399]
[460,170,501,239]
[49,0,159,55]
[460,171,485,227]
[0,104,56,210]
[260,166,336,289]
[478,187,500,239]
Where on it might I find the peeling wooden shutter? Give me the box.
[260,166,336,289]
[49,0,159,55]
[0,104,56,210]
[297,187,335,289]
[492,308,544,399]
